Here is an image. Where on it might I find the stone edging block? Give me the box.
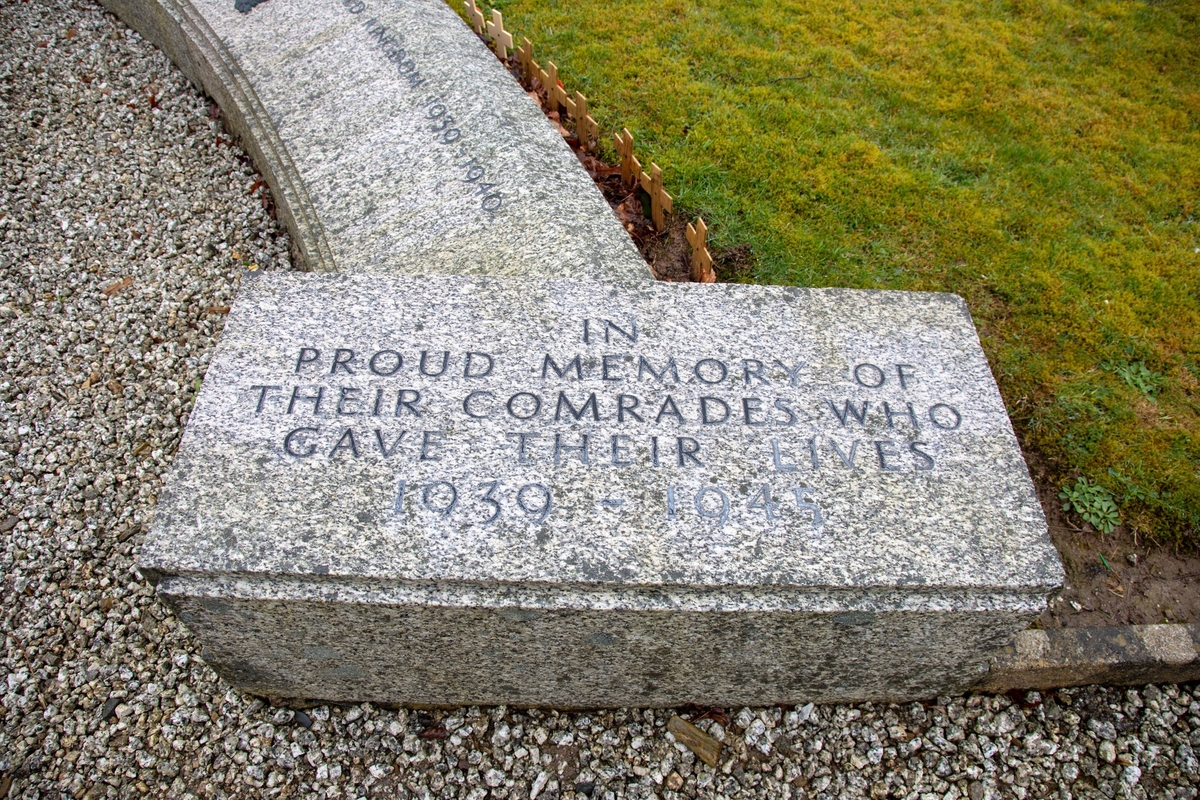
[976,623,1200,692]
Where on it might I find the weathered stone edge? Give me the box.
[975,623,1200,692]
[99,0,337,271]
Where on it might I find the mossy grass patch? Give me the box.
[463,0,1200,547]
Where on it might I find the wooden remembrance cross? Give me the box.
[485,10,513,61]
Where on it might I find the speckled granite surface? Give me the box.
[143,273,1062,706]
[98,0,649,282]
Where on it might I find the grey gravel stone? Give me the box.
[3,2,1200,799]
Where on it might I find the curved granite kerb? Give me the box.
[99,0,651,282]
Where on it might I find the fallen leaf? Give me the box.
[667,716,722,767]
[101,276,132,296]
[688,707,730,726]
[206,306,231,315]
[98,697,120,721]
[418,725,450,740]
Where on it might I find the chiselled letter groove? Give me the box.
[331,348,357,375]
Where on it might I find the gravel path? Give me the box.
[2,2,1199,798]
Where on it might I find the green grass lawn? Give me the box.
[460,0,1200,546]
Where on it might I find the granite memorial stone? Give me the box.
[99,0,649,282]
[141,272,1063,707]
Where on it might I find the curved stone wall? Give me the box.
[100,0,651,281]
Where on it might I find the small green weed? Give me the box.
[1059,477,1121,534]
[1107,467,1159,504]
[1101,360,1163,397]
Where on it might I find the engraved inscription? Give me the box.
[237,310,971,531]
[336,0,506,214]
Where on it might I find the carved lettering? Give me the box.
[330,428,359,458]
[288,386,324,415]
[463,351,494,378]
[250,384,280,414]
[603,319,637,344]
[420,430,444,460]
[827,400,868,427]
[506,392,541,420]
[505,432,540,464]
[742,397,766,426]
[601,354,623,381]
[771,438,797,472]
[831,439,859,469]
[542,354,583,380]
[693,358,728,385]
[853,363,885,388]
[419,350,450,377]
[676,437,702,467]
[369,350,402,376]
[929,403,962,430]
[699,396,730,425]
[375,429,406,458]
[617,394,643,424]
[874,440,900,471]
[395,389,422,417]
[774,398,798,426]
[463,390,494,418]
[610,434,633,466]
[554,433,589,465]
[910,441,935,470]
[637,356,679,383]
[554,392,600,422]
[283,427,318,457]
[883,401,920,429]
[655,395,685,425]
[331,348,357,375]
[295,347,320,373]
[773,359,805,387]
[742,359,769,386]
[337,387,363,415]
